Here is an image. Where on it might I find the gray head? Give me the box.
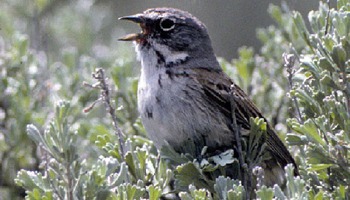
[119,8,220,69]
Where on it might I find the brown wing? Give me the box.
[190,68,298,174]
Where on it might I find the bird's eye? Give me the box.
[160,18,175,31]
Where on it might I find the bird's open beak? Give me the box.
[118,14,148,42]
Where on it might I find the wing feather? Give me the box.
[190,68,298,173]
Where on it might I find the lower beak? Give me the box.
[118,14,146,41]
[118,33,143,41]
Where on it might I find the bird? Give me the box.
[118,7,298,188]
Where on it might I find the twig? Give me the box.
[324,0,330,35]
[252,166,264,190]
[229,85,250,200]
[85,68,126,160]
[340,64,350,117]
[283,53,303,124]
[66,161,73,200]
[44,146,64,200]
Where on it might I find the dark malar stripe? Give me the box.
[154,49,165,65]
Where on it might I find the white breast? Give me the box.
[135,42,232,153]
[136,43,173,148]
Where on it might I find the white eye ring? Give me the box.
[160,18,176,31]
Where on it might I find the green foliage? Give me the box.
[15,102,166,199]
[16,102,128,199]
[256,186,274,200]
[286,1,350,197]
[0,1,138,198]
[214,176,245,200]
[1,0,350,199]
[225,2,350,198]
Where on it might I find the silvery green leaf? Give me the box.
[256,186,274,200]
[26,124,43,145]
[293,12,311,48]
[174,162,213,192]
[286,133,308,145]
[179,192,192,200]
[125,152,136,179]
[291,119,326,146]
[188,184,211,199]
[109,162,129,187]
[321,74,341,91]
[331,44,347,71]
[210,149,235,166]
[116,183,146,200]
[147,185,162,200]
[273,184,287,200]
[160,144,191,165]
[214,176,244,200]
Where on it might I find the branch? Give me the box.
[283,53,303,124]
[324,0,331,35]
[229,84,251,200]
[84,68,126,160]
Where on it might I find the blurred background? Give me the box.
[116,0,321,59]
[0,0,323,61]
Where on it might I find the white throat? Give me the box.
[134,41,189,113]
[135,42,189,70]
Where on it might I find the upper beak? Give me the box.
[119,14,144,23]
[118,14,146,41]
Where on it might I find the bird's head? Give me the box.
[119,8,218,68]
